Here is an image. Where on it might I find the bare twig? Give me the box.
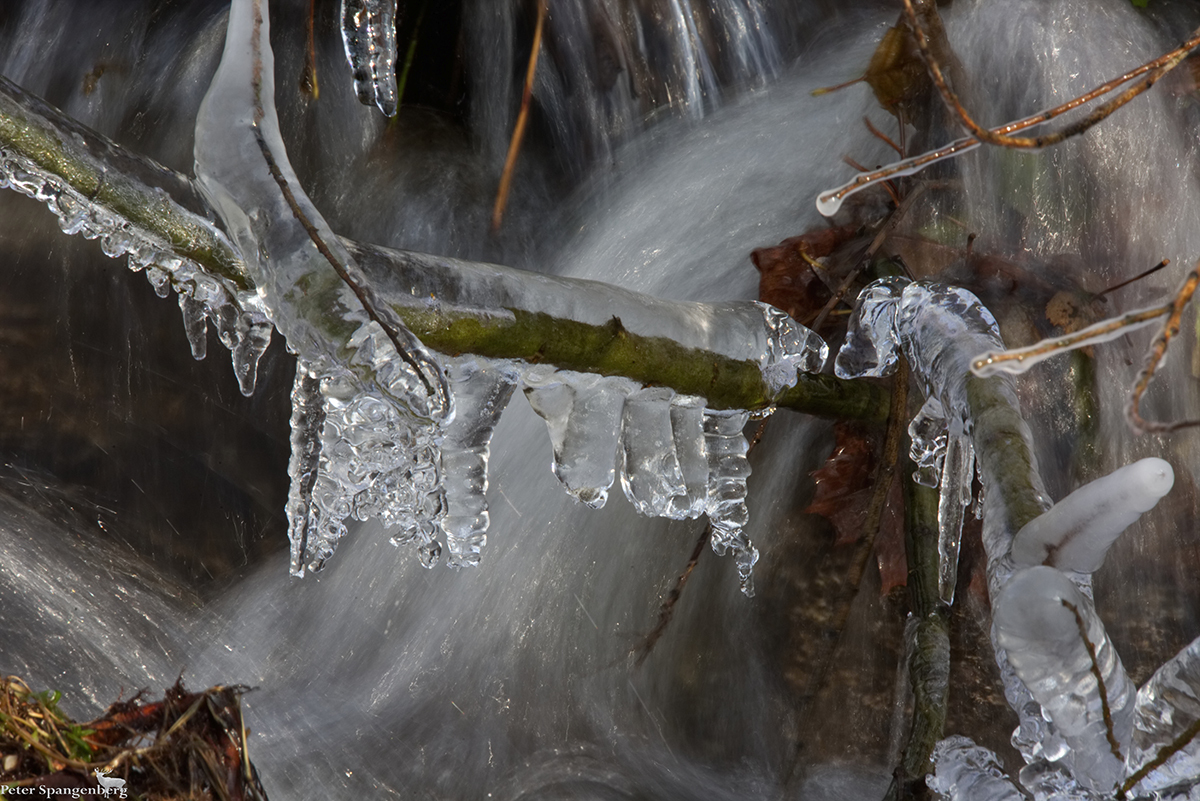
[901,0,1200,150]
[1127,261,1200,434]
[492,0,547,232]
[818,23,1200,215]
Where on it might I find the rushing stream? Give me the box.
[3,0,1200,798]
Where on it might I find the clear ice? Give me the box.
[928,736,1026,801]
[341,0,400,117]
[0,137,272,396]
[439,356,519,568]
[1126,636,1200,796]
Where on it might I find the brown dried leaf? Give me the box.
[806,422,877,546]
[752,226,856,323]
[864,24,931,115]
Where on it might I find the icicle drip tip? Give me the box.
[341,0,400,116]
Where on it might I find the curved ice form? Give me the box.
[704,410,757,596]
[837,279,1001,605]
[523,368,637,509]
[194,0,449,422]
[0,147,272,395]
[928,736,1026,801]
[1125,635,1200,796]
[1015,759,1091,801]
[620,388,687,517]
[994,566,1135,795]
[341,0,400,117]
[440,356,519,568]
[1011,458,1175,573]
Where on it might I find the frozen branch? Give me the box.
[0,73,888,421]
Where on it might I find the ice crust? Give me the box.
[340,0,400,116]
[994,566,1135,795]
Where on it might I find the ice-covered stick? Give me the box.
[1011,457,1174,573]
[194,0,451,419]
[0,75,887,420]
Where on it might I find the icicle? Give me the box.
[619,387,688,517]
[664,395,709,521]
[439,356,519,568]
[286,364,327,577]
[177,292,209,360]
[703,410,757,596]
[523,368,636,509]
[928,736,1026,801]
[1125,635,1200,796]
[340,0,400,117]
[1011,458,1174,573]
[839,279,1000,606]
[993,566,1135,795]
[937,433,974,605]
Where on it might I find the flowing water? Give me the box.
[3,0,1200,798]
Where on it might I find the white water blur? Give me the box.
[3,0,1200,798]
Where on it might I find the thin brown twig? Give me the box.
[1061,599,1123,764]
[1097,259,1171,300]
[1127,261,1200,434]
[901,0,1200,149]
[819,25,1200,213]
[492,0,547,232]
[864,116,904,157]
[300,0,319,99]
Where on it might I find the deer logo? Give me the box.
[93,767,128,797]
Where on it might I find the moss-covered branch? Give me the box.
[0,76,250,289]
[0,74,888,420]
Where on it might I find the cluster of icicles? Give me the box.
[837,276,1200,799]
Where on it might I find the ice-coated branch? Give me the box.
[0,74,887,422]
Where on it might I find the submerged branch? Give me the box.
[0,74,888,420]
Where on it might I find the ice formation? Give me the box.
[341,0,400,116]
[0,0,830,587]
[927,736,1026,801]
[994,566,1136,795]
[1126,635,1200,796]
[0,113,272,396]
[836,278,1002,603]
[1011,457,1174,573]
